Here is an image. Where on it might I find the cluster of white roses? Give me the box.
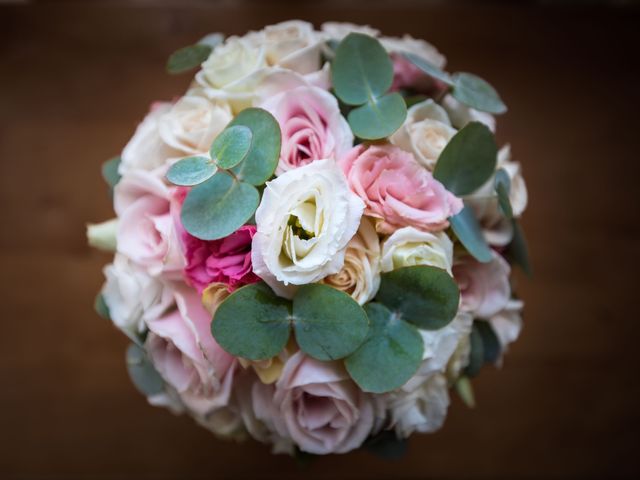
[88,21,528,456]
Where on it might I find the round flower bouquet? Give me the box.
[88,21,530,457]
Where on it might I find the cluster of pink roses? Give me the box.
[89,21,528,456]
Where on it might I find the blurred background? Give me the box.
[1,0,639,478]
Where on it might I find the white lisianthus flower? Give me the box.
[380,34,446,69]
[321,22,381,40]
[380,227,454,275]
[252,159,365,298]
[258,20,323,75]
[488,299,524,353]
[441,94,496,133]
[102,253,174,338]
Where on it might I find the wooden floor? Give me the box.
[1,2,639,479]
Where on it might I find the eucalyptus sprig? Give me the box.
[166,33,223,74]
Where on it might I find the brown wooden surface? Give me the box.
[1,2,639,479]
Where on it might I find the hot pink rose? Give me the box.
[252,352,379,455]
[261,85,353,175]
[339,144,463,234]
[453,252,511,319]
[145,284,236,416]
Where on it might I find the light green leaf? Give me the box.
[450,204,493,263]
[464,325,484,377]
[212,283,291,360]
[494,168,513,219]
[101,156,121,191]
[454,376,475,408]
[332,33,394,106]
[508,220,532,276]
[376,266,460,330]
[345,303,423,393]
[126,344,165,396]
[197,33,224,49]
[347,92,407,140]
[293,284,369,361]
[166,156,216,186]
[452,72,507,114]
[229,108,281,186]
[94,292,110,320]
[402,52,454,86]
[211,125,253,169]
[433,121,497,196]
[166,44,212,74]
[181,172,259,240]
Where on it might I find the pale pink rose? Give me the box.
[252,352,378,455]
[339,144,463,234]
[114,169,184,278]
[390,53,447,95]
[145,284,236,416]
[261,86,353,175]
[453,252,511,319]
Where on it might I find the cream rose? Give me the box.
[252,159,364,298]
[259,20,323,74]
[199,36,267,90]
[390,99,457,170]
[442,94,496,132]
[380,226,454,274]
[321,22,380,40]
[381,34,446,70]
[321,216,381,305]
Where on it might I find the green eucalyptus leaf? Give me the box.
[377,266,460,330]
[94,292,110,320]
[450,204,493,263]
[166,156,216,186]
[433,121,497,196]
[166,44,212,74]
[476,321,501,363]
[229,108,281,185]
[332,33,394,106]
[102,156,121,190]
[345,303,423,393]
[197,33,224,49]
[452,72,507,114]
[293,284,369,361]
[464,325,484,378]
[508,220,532,276]
[347,92,407,140]
[126,344,165,396]
[494,168,513,219]
[211,125,253,169]
[212,283,291,360]
[402,52,454,86]
[364,430,408,460]
[181,172,259,240]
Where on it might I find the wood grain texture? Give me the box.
[1,3,639,478]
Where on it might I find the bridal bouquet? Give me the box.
[88,21,530,457]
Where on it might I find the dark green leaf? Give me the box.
[347,92,407,140]
[166,44,212,74]
[211,125,253,169]
[364,430,408,460]
[433,122,497,196]
[377,266,460,330]
[181,172,259,240]
[402,52,454,86]
[293,284,369,361]
[332,33,394,106]
[450,204,493,263]
[507,220,532,276]
[229,108,281,186]
[494,168,513,219]
[212,283,291,360]
[101,156,121,190]
[126,343,165,396]
[452,72,507,114]
[476,320,501,363]
[166,156,216,186]
[94,292,110,320]
[464,325,484,377]
[345,303,423,393]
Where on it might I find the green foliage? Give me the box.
[101,156,121,193]
[508,220,532,276]
[347,92,407,140]
[450,204,493,263]
[126,344,165,396]
[166,156,216,186]
[476,320,501,363]
[454,375,476,408]
[364,430,408,460]
[494,168,513,219]
[464,324,484,377]
[452,72,507,115]
[94,292,110,320]
[211,125,253,169]
[166,44,212,74]
[401,52,453,85]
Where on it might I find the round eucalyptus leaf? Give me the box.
[166,44,212,74]
[94,292,110,320]
[494,168,513,219]
[181,172,259,240]
[229,108,281,186]
[292,284,369,361]
[332,33,394,106]
[212,283,291,360]
[377,266,459,330]
[126,344,165,396]
[452,72,507,114]
[345,303,424,393]
[433,121,497,196]
[476,320,501,363]
[450,204,493,263]
[101,156,122,190]
[401,52,454,86]
[507,219,532,276]
[347,92,407,140]
[166,156,216,186]
[464,325,484,378]
[211,125,253,169]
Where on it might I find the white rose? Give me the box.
[321,216,381,305]
[101,253,174,339]
[381,34,446,69]
[441,94,496,132]
[252,159,364,298]
[380,226,454,274]
[199,36,267,89]
[260,20,323,74]
[390,99,456,170]
[321,22,381,40]
[488,299,524,353]
[157,94,232,156]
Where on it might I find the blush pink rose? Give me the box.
[114,169,184,278]
[339,144,463,234]
[261,85,353,175]
[252,352,378,455]
[390,53,447,96]
[145,284,236,416]
[453,252,511,319]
